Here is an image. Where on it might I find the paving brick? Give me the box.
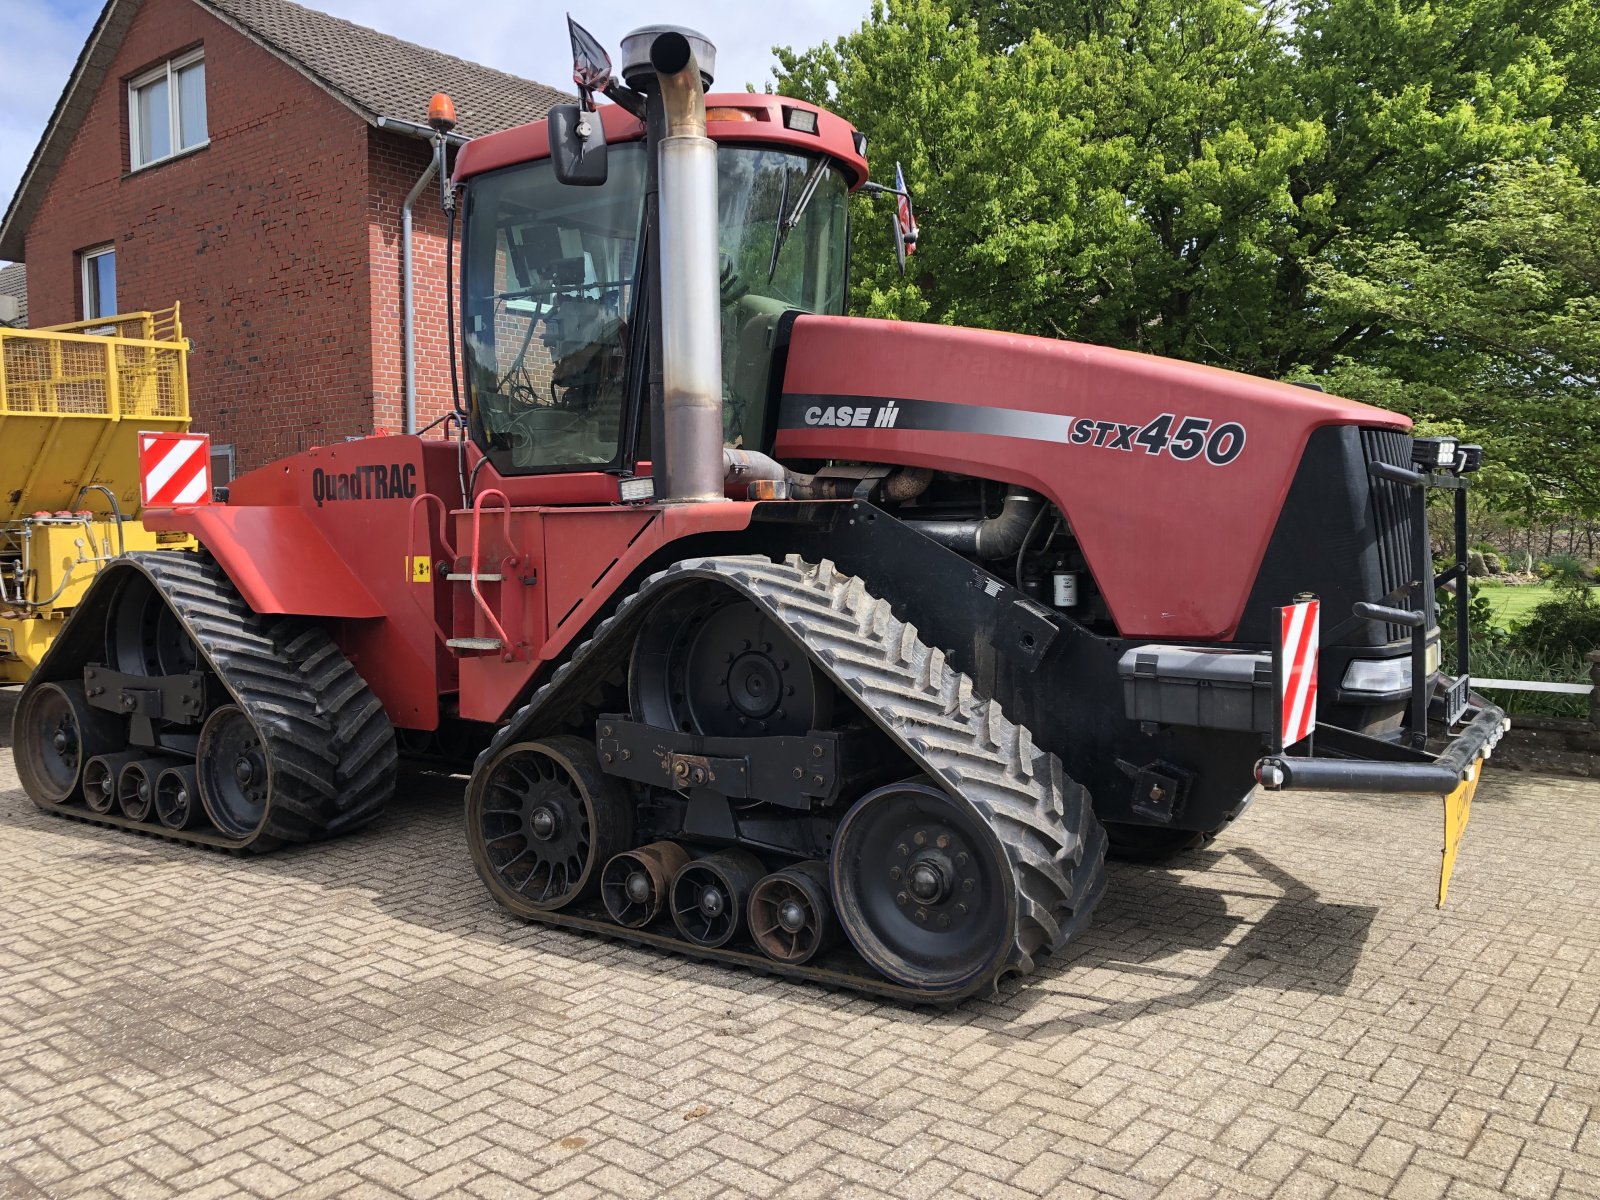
[2,757,1597,1200]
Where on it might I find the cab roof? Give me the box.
[452,94,870,189]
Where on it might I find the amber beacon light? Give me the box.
[427,92,457,133]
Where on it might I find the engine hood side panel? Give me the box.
[773,315,1410,641]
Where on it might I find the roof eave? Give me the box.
[0,0,132,262]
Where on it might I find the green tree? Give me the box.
[1311,158,1600,518]
[769,0,1600,515]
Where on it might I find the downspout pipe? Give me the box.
[401,153,438,435]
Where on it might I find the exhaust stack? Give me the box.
[626,28,725,502]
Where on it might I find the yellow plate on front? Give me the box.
[1438,759,1483,906]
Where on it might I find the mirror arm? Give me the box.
[600,79,647,118]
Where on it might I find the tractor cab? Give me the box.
[453,93,867,478]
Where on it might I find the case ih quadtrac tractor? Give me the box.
[12,23,1508,1004]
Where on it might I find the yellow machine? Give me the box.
[0,305,191,683]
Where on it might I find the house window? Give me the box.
[129,50,207,170]
[81,245,117,320]
[209,443,236,485]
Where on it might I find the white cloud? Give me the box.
[0,0,870,263]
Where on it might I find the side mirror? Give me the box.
[548,104,608,186]
[890,161,918,275]
[861,162,919,276]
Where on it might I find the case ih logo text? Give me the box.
[782,395,1248,466]
[803,401,901,428]
[311,463,418,507]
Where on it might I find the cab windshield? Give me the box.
[462,143,850,474]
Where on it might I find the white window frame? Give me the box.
[128,49,207,171]
[81,244,116,321]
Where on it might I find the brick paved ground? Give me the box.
[1,723,1597,1198]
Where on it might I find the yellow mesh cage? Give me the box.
[0,304,190,519]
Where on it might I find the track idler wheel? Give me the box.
[14,681,122,803]
[831,781,1014,994]
[117,758,172,822]
[671,850,765,948]
[602,841,690,928]
[155,764,203,830]
[467,736,633,913]
[748,860,839,965]
[83,752,142,815]
[197,706,271,838]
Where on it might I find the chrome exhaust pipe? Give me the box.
[649,30,725,502]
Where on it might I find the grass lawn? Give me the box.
[1474,581,1560,626]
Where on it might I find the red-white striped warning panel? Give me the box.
[1276,597,1320,749]
[138,432,212,507]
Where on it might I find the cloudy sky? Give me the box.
[0,0,869,263]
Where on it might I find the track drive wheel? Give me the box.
[630,596,831,737]
[467,736,633,913]
[831,781,1016,993]
[14,681,123,803]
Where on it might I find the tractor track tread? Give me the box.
[20,551,396,851]
[474,552,1107,1003]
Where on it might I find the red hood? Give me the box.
[774,316,1408,640]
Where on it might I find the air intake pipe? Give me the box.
[903,489,1044,559]
[651,31,726,502]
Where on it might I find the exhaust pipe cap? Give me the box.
[621,25,716,90]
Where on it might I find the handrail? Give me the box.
[469,488,518,657]
[35,304,185,343]
[404,492,456,647]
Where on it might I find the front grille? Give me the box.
[1360,428,1419,641]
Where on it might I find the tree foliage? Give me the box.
[769,0,1600,517]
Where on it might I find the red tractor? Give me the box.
[12,23,1506,1003]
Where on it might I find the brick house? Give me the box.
[0,0,566,473]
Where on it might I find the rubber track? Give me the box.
[23,552,396,852]
[473,554,1108,1002]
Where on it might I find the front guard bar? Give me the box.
[1255,697,1508,793]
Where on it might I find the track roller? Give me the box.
[84,752,142,815]
[117,758,172,822]
[671,850,765,948]
[14,681,122,803]
[155,764,203,830]
[748,860,838,965]
[602,841,690,928]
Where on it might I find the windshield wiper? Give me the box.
[767,159,829,283]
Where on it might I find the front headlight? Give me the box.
[1412,437,1458,468]
[1342,641,1441,692]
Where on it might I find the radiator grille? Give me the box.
[1361,428,1418,641]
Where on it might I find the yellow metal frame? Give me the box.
[0,304,193,682]
[0,303,190,522]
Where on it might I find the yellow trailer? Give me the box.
[0,305,191,682]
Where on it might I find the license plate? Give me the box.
[1438,759,1483,906]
